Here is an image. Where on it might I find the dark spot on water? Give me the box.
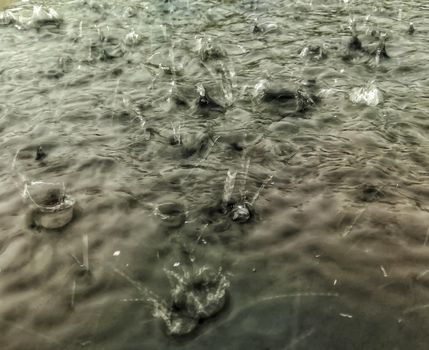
[359,184,383,202]
[348,35,363,51]
[111,67,123,76]
[40,189,64,206]
[169,135,182,146]
[262,89,296,103]
[196,93,224,112]
[172,94,188,108]
[44,69,64,79]
[253,25,262,33]
[231,142,244,152]
[372,41,390,59]
[295,89,318,113]
[35,146,47,161]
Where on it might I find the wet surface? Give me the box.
[0,0,428,349]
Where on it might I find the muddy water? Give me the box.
[0,0,428,349]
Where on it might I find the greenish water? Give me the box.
[0,0,12,10]
[0,0,428,349]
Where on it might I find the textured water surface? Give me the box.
[0,0,428,349]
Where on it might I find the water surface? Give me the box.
[0,0,428,349]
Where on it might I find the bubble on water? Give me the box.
[349,82,383,106]
[154,202,186,228]
[24,181,75,230]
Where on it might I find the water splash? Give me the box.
[124,30,141,46]
[349,81,383,106]
[23,181,75,229]
[219,61,237,106]
[236,157,249,201]
[222,169,237,205]
[7,5,63,30]
[115,266,229,336]
[250,175,273,206]
[0,9,15,25]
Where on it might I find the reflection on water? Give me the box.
[0,0,428,349]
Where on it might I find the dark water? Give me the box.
[0,0,428,349]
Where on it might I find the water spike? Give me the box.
[250,175,273,206]
[239,156,251,201]
[82,234,89,272]
[222,170,237,209]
